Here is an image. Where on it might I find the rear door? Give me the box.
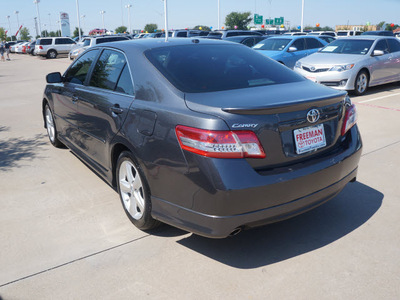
[386,38,400,81]
[74,48,134,168]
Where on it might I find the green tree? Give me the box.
[20,27,30,40]
[385,24,399,31]
[73,27,84,38]
[41,30,49,37]
[0,27,6,40]
[115,26,127,34]
[144,23,158,33]
[193,25,211,31]
[225,12,252,30]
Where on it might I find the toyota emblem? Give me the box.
[307,109,320,123]
[310,66,316,72]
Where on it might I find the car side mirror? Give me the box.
[372,50,384,57]
[288,46,298,52]
[46,72,63,83]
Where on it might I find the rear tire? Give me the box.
[353,70,369,96]
[47,50,57,59]
[116,151,160,231]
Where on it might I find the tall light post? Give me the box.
[81,15,86,35]
[125,4,132,34]
[76,0,82,40]
[100,10,106,34]
[14,11,20,39]
[217,0,220,30]
[34,0,42,37]
[6,16,11,39]
[301,0,305,32]
[163,0,168,41]
[48,13,51,33]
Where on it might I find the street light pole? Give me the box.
[163,0,168,41]
[76,0,82,40]
[301,0,305,32]
[6,16,11,40]
[34,0,42,37]
[48,13,51,33]
[125,4,132,34]
[81,15,86,35]
[14,11,19,39]
[100,10,106,34]
[217,0,220,30]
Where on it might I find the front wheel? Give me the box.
[116,151,160,231]
[44,104,63,148]
[353,70,369,96]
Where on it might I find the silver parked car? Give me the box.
[294,36,400,95]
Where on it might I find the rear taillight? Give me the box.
[39,46,43,50]
[341,104,357,136]
[175,125,266,159]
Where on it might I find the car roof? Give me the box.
[267,35,322,40]
[338,35,395,40]
[92,37,236,52]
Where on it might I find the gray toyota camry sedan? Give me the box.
[42,38,362,238]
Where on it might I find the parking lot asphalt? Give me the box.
[0,54,399,299]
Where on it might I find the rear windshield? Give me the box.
[320,39,374,55]
[145,44,304,93]
[252,38,291,51]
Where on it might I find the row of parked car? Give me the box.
[10,29,400,96]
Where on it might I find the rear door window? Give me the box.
[89,49,127,91]
[64,50,99,85]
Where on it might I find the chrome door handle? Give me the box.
[110,106,124,114]
[72,95,79,102]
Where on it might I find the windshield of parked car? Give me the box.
[145,44,304,93]
[252,38,291,51]
[320,39,374,55]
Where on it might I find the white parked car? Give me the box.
[294,36,400,95]
[35,37,76,59]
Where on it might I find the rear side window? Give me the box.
[145,44,304,93]
[39,39,52,45]
[115,65,134,96]
[64,50,99,84]
[305,38,324,49]
[89,49,126,90]
[387,39,400,53]
[96,38,110,44]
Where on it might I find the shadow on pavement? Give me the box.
[0,134,48,171]
[177,181,383,269]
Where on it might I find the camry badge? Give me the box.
[307,109,320,123]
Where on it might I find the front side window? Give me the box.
[64,50,99,84]
[305,38,323,49]
[374,40,390,54]
[89,49,127,91]
[387,39,400,53]
[291,38,306,51]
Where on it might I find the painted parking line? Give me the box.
[356,102,400,112]
[358,92,400,103]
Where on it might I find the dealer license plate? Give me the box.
[294,124,326,154]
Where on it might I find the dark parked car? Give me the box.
[207,30,263,39]
[225,35,270,47]
[361,31,394,36]
[42,38,362,238]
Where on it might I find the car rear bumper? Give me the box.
[151,125,362,238]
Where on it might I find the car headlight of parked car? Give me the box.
[71,48,85,56]
[329,64,354,72]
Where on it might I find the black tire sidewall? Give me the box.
[116,151,158,230]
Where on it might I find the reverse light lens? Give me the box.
[175,125,266,159]
[329,64,355,72]
[341,104,357,136]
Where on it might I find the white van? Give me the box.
[336,30,362,37]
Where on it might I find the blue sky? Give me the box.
[1,0,399,36]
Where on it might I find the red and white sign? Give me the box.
[294,124,326,154]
